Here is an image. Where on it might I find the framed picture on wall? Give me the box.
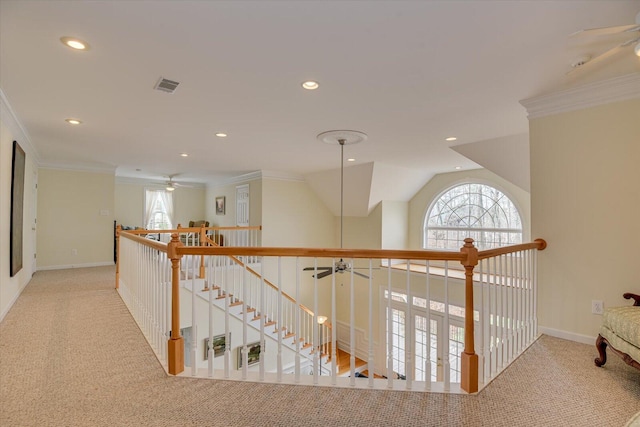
[204,333,230,360]
[237,341,262,369]
[215,196,225,215]
[10,140,26,277]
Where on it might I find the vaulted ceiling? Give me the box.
[1,1,638,215]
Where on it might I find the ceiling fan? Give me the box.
[165,175,192,192]
[303,130,371,280]
[567,11,640,74]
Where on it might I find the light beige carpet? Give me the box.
[1,266,639,426]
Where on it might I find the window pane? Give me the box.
[425,183,522,250]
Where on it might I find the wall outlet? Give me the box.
[592,300,604,315]
[72,249,78,256]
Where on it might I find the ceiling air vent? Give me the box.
[154,77,180,93]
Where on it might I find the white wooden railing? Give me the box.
[116,228,546,393]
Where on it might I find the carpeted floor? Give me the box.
[1,266,639,426]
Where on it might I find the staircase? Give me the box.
[180,268,333,374]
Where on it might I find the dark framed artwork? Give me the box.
[215,196,225,215]
[204,333,230,360]
[10,141,25,277]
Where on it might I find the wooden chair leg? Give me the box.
[594,334,608,367]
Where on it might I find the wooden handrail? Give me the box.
[202,235,318,319]
[119,230,168,252]
[178,246,467,261]
[477,238,547,260]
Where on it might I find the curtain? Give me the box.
[159,190,174,229]
[143,189,174,229]
[144,189,156,229]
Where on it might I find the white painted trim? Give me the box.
[213,170,305,187]
[260,170,305,182]
[37,261,114,271]
[115,176,205,188]
[539,327,596,346]
[520,73,640,119]
[335,320,378,363]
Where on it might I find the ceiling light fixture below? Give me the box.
[166,185,175,192]
[445,137,457,142]
[65,118,82,125]
[180,153,188,157]
[215,133,228,138]
[60,37,89,50]
[302,81,319,90]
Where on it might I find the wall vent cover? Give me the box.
[154,77,180,93]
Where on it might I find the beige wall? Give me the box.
[115,180,206,229]
[206,179,262,228]
[36,169,115,269]
[408,168,532,250]
[381,200,408,250]
[530,97,640,341]
[0,113,38,320]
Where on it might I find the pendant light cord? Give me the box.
[340,139,344,250]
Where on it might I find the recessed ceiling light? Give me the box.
[180,153,188,157]
[445,137,457,142]
[215,133,228,138]
[455,166,462,170]
[60,37,90,51]
[65,118,82,125]
[347,158,356,162]
[301,81,319,90]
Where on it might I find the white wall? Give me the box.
[530,97,640,341]
[36,168,115,269]
[0,96,38,320]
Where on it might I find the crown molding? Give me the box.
[0,88,40,164]
[115,176,204,188]
[260,170,305,182]
[520,73,640,119]
[214,170,304,187]
[39,162,117,174]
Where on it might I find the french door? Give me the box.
[389,307,464,383]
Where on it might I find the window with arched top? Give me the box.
[424,183,522,250]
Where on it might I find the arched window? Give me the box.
[424,183,522,250]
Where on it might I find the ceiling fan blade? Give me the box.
[314,269,334,279]
[570,24,640,37]
[350,270,370,279]
[567,37,639,75]
[303,266,332,271]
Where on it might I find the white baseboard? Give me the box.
[539,326,596,345]
[37,261,114,271]
[0,276,31,323]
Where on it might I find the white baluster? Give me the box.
[443,261,450,392]
[387,259,393,389]
[368,259,374,389]
[331,261,337,385]
[405,262,412,391]
[425,260,431,391]
[277,257,283,382]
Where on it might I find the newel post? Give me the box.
[460,238,479,393]
[167,233,185,375]
[115,224,121,289]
